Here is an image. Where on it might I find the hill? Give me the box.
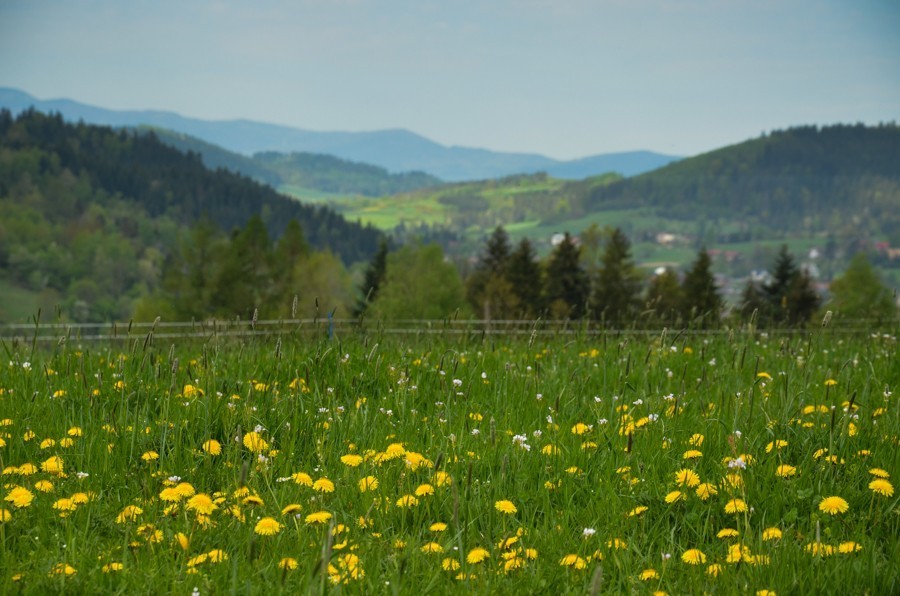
[0,87,681,181]
[0,109,383,322]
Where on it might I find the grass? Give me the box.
[0,322,897,593]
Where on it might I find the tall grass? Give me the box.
[0,324,897,593]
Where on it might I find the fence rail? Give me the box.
[0,317,895,344]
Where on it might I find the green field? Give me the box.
[0,323,897,593]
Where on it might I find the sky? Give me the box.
[1,0,898,159]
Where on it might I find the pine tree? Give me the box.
[544,233,589,319]
[354,239,389,317]
[680,248,723,326]
[590,227,642,325]
[466,226,517,320]
[646,269,684,325]
[506,238,544,318]
[762,245,820,326]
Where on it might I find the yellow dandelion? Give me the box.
[639,569,660,581]
[175,532,190,550]
[664,490,685,504]
[724,499,748,514]
[571,422,592,435]
[242,431,269,453]
[695,483,718,500]
[682,549,707,565]
[279,557,298,570]
[415,483,435,497]
[207,549,228,562]
[838,541,862,554]
[706,563,723,577]
[683,449,703,460]
[467,547,490,564]
[281,503,302,516]
[675,469,701,487]
[116,504,143,523]
[776,464,797,478]
[717,528,740,539]
[430,522,448,532]
[101,562,123,573]
[292,472,313,486]
[202,440,222,455]
[49,563,76,576]
[495,500,517,514]
[442,558,461,571]
[818,496,849,515]
[868,479,894,497]
[628,505,648,517]
[341,454,364,467]
[868,468,890,478]
[34,480,54,493]
[186,493,218,515]
[254,517,282,536]
[824,379,838,386]
[313,478,335,493]
[762,527,782,541]
[421,542,444,553]
[358,476,379,492]
[305,510,332,524]
[396,494,419,508]
[140,450,159,462]
[559,554,587,569]
[0,509,11,522]
[40,456,65,475]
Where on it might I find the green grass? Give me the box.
[0,323,897,593]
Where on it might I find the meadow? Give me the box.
[0,321,897,594]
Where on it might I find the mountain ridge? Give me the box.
[0,87,681,181]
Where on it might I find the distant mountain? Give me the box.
[0,87,681,181]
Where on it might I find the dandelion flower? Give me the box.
[40,456,65,475]
[762,527,782,541]
[559,554,587,569]
[868,479,894,497]
[49,563,76,576]
[34,480,54,493]
[292,472,313,486]
[664,490,685,504]
[202,440,221,455]
[396,494,419,508]
[186,493,217,516]
[571,422,592,435]
[341,454,363,467]
[683,449,703,460]
[116,505,143,523]
[281,503,302,516]
[415,483,435,497]
[628,505,648,517]
[682,549,707,565]
[0,509,11,522]
[254,517,282,536]
[640,569,660,581]
[776,465,797,478]
[495,500,517,514]
[313,478,335,493]
[717,528,740,539]
[175,532,190,550]
[838,541,862,554]
[358,476,379,492]
[724,499,748,514]
[818,496,849,515]
[242,431,269,453]
[442,558,461,571]
[279,558,298,570]
[706,563,722,577]
[430,522,448,532]
[695,483,717,500]
[675,469,701,487]
[101,562,123,573]
[305,510,332,524]
[467,547,490,564]
[421,542,444,553]
[868,468,890,479]
[141,451,159,462]
[207,549,228,562]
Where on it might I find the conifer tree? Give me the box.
[544,233,589,319]
[466,226,517,320]
[762,245,820,326]
[680,248,723,325]
[506,238,544,318]
[354,239,389,317]
[590,227,642,325]
[646,269,684,324]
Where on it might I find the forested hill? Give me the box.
[576,124,900,240]
[0,109,382,263]
[150,128,442,197]
[0,109,384,322]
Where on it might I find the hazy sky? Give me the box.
[1,0,898,159]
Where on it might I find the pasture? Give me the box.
[0,321,897,593]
